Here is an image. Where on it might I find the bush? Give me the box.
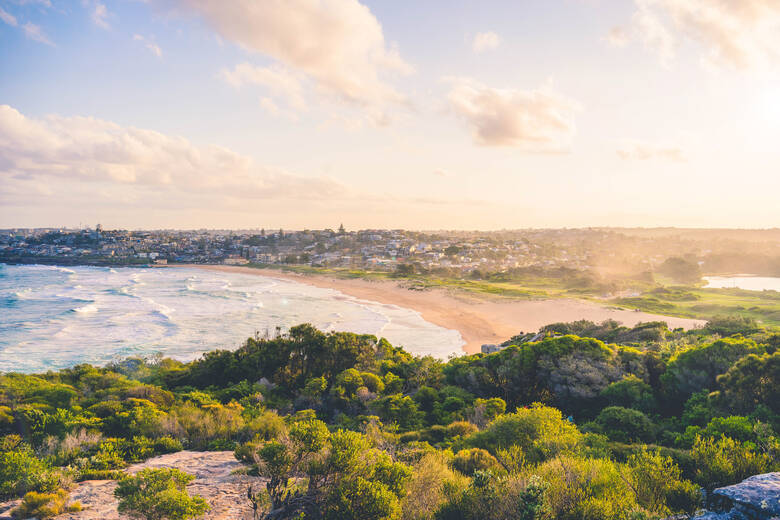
[0,446,63,498]
[114,468,210,520]
[77,469,126,481]
[599,375,657,414]
[690,434,776,490]
[452,448,501,476]
[624,448,700,516]
[11,489,81,519]
[532,455,641,520]
[434,472,548,520]
[465,404,582,464]
[153,436,184,454]
[402,452,462,520]
[591,406,656,443]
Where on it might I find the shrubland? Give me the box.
[1,319,778,519]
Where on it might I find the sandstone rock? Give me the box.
[0,451,267,520]
[694,472,780,520]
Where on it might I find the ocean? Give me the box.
[0,264,465,373]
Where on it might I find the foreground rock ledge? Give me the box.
[0,451,266,520]
[694,472,780,520]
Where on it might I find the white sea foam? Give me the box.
[0,264,465,373]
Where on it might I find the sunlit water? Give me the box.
[0,264,464,373]
[703,275,780,292]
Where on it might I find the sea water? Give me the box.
[0,264,464,373]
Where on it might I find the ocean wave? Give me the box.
[73,303,99,314]
[0,264,465,372]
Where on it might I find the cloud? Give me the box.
[617,139,685,161]
[446,78,580,150]
[628,0,780,69]
[433,169,452,178]
[0,105,349,209]
[133,34,162,58]
[90,2,110,29]
[0,6,18,26]
[21,22,53,45]
[221,63,307,111]
[472,31,500,53]
[606,26,629,47]
[159,0,412,111]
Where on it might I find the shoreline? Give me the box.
[176,264,706,354]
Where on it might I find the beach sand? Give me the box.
[177,265,705,355]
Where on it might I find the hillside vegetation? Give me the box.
[1,317,779,519]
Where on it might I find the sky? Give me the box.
[1,0,779,230]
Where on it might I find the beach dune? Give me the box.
[182,265,705,354]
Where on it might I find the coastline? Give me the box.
[176,264,706,354]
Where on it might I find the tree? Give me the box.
[599,375,657,414]
[252,420,411,520]
[661,338,763,407]
[591,406,656,443]
[338,223,346,235]
[657,257,701,284]
[114,468,209,520]
[715,352,780,415]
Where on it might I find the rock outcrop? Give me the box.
[694,473,780,520]
[0,451,266,520]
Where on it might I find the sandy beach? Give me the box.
[175,265,706,355]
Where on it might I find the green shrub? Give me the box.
[78,468,126,481]
[114,468,209,520]
[591,406,656,443]
[690,434,776,490]
[11,488,81,519]
[0,445,62,498]
[452,448,501,476]
[465,404,582,464]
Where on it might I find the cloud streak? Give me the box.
[617,139,685,161]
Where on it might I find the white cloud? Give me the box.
[617,139,685,161]
[629,0,780,69]
[433,169,453,178]
[91,2,110,29]
[0,105,348,208]
[472,31,500,53]
[21,22,53,45]
[446,78,580,150]
[160,0,413,111]
[221,63,307,111]
[0,6,18,26]
[133,34,162,58]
